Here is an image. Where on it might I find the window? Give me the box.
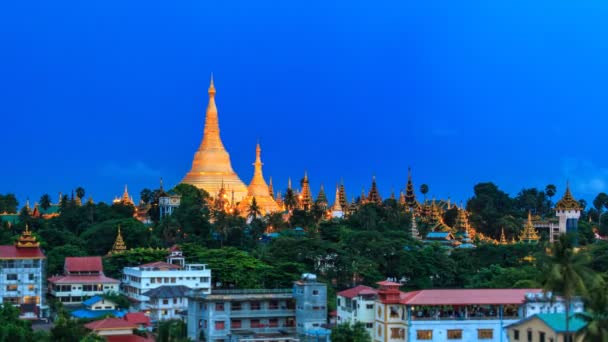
[82,285,94,292]
[216,303,224,311]
[28,274,34,281]
[527,330,532,342]
[269,319,278,327]
[231,319,241,329]
[214,321,225,330]
[151,278,156,284]
[203,320,207,329]
[478,329,493,339]
[390,328,404,339]
[416,330,432,340]
[513,329,520,340]
[163,299,169,305]
[390,306,400,318]
[251,319,261,328]
[337,298,341,306]
[6,274,17,281]
[6,285,17,291]
[232,302,242,311]
[250,302,260,310]
[377,325,382,337]
[366,304,374,309]
[539,332,545,342]
[365,323,373,329]
[269,301,278,310]
[312,290,319,296]
[447,329,463,339]
[549,338,554,342]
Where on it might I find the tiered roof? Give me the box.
[555,183,581,211]
[108,226,127,255]
[367,176,382,205]
[520,211,540,243]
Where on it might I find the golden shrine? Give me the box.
[237,143,281,215]
[182,76,248,202]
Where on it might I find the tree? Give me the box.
[541,234,598,341]
[157,319,190,342]
[419,184,429,201]
[140,188,153,205]
[0,303,34,341]
[331,322,371,342]
[545,184,557,206]
[47,244,88,276]
[284,188,297,211]
[0,194,19,213]
[50,309,90,342]
[593,193,608,226]
[40,194,52,210]
[577,283,608,341]
[248,197,261,220]
[75,187,85,201]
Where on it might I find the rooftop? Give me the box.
[65,256,103,273]
[48,274,120,284]
[84,318,136,331]
[142,285,190,299]
[400,289,543,306]
[0,245,46,259]
[337,285,377,299]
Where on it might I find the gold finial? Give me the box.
[288,177,292,190]
[209,73,216,96]
[500,227,508,245]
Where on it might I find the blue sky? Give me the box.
[2,0,608,206]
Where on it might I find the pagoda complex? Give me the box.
[237,143,281,215]
[182,76,248,202]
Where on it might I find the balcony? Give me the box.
[229,308,295,318]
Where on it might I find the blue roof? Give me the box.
[294,227,305,231]
[457,243,476,249]
[305,328,331,336]
[70,309,126,319]
[426,232,450,239]
[83,295,104,307]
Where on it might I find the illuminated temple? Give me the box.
[237,143,281,215]
[182,76,248,202]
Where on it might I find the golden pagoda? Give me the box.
[182,76,248,202]
[275,191,284,210]
[237,143,280,215]
[520,211,540,243]
[16,224,40,248]
[338,181,348,209]
[555,183,581,211]
[367,176,382,205]
[113,185,134,205]
[430,200,451,232]
[499,227,508,245]
[299,172,313,210]
[404,168,420,210]
[108,226,127,255]
[331,184,343,212]
[453,206,471,234]
[268,177,275,200]
[315,184,328,209]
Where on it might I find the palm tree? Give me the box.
[420,184,429,201]
[75,187,85,201]
[541,234,596,341]
[39,194,52,210]
[577,283,608,341]
[545,184,556,207]
[248,197,261,220]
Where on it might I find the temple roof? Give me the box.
[237,143,280,215]
[65,256,103,273]
[555,183,581,211]
[108,226,127,255]
[520,211,540,243]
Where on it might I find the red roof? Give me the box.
[138,261,181,269]
[377,280,401,286]
[124,312,151,326]
[106,335,154,342]
[0,246,45,259]
[337,285,378,299]
[48,274,120,284]
[400,289,543,306]
[85,318,136,331]
[65,256,103,273]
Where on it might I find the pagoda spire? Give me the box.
[367,176,382,205]
[453,205,471,234]
[268,177,275,199]
[555,182,581,211]
[108,226,127,255]
[405,167,420,209]
[499,227,508,245]
[410,214,421,240]
[520,211,540,243]
[315,183,328,209]
[288,177,292,190]
[299,171,313,210]
[338,180,348,209]
[16,224,40,248]
[390,188,396,201]
[332,183,343,212]
[399,191,406,205]
[237,143,280,215]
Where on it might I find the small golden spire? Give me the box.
[108,225,127,255]
[500,227,508,245]
[16,224,40,248]
[519,211,540,243]
[208,73,216,96]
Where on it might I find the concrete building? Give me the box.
[48,256,120,304]
[337,282,583,342]
[187,274,328,342]
[121,245,211,314]
[142,285,190,321]
[336,285,378,336]
[506,313,587,342]
[0,226,48,319]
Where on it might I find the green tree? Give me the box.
[0,194,19,213]
[39,194,52,210]
[50,310,90,342]
[593,192,608,226]
[248,197,261,220]
[331,322,371,342]
[75,187,85,201]
[545,184,556,206]
[47,244,88,276]
[140,188,153,205]
[419,184,429,201]
[466,182,515,236]
[577,283,608,341]
[0,303,34,341]
[157,319,190,342]
[541,234,597,341]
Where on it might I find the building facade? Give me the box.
[336,282,583,342]
[48,256,120,304]
[121,246,211,313]
[0,226,47,319]
[187,274,328,342]
[336,285,378,336]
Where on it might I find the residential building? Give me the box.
[71,295,126,319]
[48,256,120,304]
[337,282,583,342]
[121,245,211,313]
[187,274,328,342]
[336,285,378,335]
[142,285,190,321]
[84,317,154,341]
[0,226,48,319]
[506,313,587,342]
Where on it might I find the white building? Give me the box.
[338,281,583,342]
[336,285,378,336]
[0,226,48,319]
[48,256,120,304]
[121,245,211,314]
[142,285,190,321]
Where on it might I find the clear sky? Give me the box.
[2,0,608,206]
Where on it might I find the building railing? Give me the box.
[411,315,521,321]
[230,309,295,318]
[213,289,293,295]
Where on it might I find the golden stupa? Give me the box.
[237,143,280,215]
[182,76,248,201]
